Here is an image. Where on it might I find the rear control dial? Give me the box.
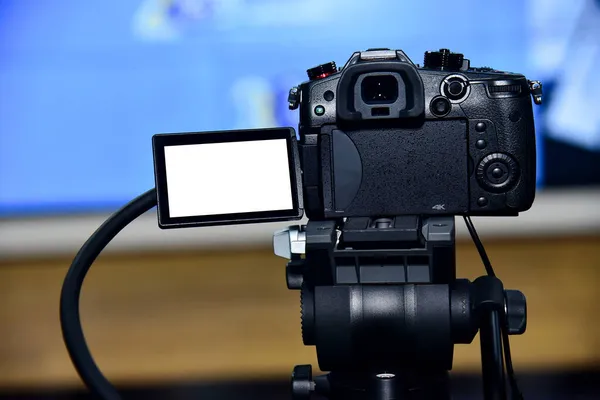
[476,153,520,193]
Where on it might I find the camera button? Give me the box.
[475,122,487,132]
[430,96,451,117]
[491,167,505,179]
[476,139,487,149]
[448,81,464,96]
[323,90,335,101]
[314,105,326,116]
[441,74,470,103]
[443,79,468,101]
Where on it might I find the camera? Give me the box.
[290,48,538,220]
[152,48,541,228]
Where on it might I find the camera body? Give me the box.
[290,48,537,220]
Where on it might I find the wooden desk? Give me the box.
[0,236,599,389]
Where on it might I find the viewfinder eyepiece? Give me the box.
[361,75,399,105]
[336,60,425,121]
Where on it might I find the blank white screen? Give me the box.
[164,139,294,218]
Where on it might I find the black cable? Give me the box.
[463,215,495,277]
[502,327,524,400]
[463,215,523,400]
[60,189,157,400]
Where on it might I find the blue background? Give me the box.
[1,0,598,215]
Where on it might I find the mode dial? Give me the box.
[307,62,337,81]
[424,49,464,71]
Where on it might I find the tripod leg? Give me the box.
[480,310,506,400]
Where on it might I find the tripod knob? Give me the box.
[292,365,315,400]
[286,259,305,290]
[505,290,527,335]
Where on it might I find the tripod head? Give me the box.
[275,216,527,400]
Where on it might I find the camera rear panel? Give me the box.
[297,49,538,219]
[319,120,469,218]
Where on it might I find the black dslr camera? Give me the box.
[152,48,542,229]
[290,48,538,220]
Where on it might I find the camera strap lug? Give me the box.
[289,86,300,110]
[528,80,543,105]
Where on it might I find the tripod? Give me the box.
[274,216,527,400]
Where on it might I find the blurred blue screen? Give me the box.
[1,0,599,215]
